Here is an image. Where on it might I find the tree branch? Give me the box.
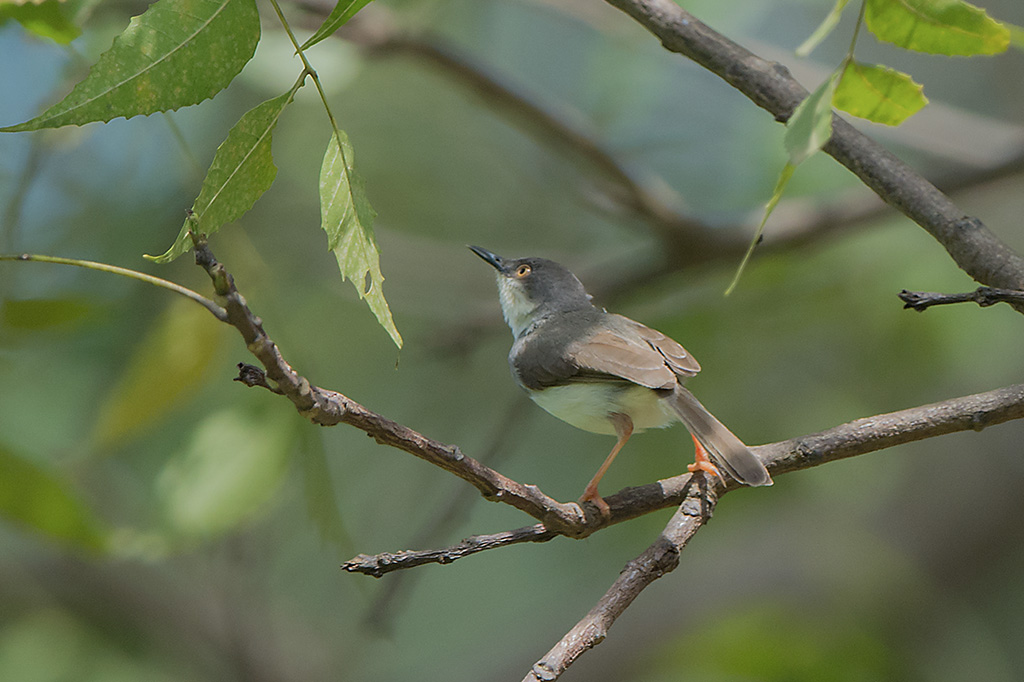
[524,476,715,682]
[342,382,1024,576]
[191,237,598,535]
[899,287,1024,312]
[602,0,1024,296]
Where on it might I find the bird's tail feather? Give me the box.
[667,386,772,486]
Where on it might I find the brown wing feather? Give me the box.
[569,315,700,389]
[619,316,701,378]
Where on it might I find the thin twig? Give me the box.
[899,287,1024,312]
[524,476,715,681]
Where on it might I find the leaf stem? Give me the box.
[267,0,349,157]
[0,254,228,321]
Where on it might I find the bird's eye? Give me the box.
[516,264,531,277]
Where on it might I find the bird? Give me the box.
[470,245,772,515]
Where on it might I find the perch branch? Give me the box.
[343,381,1024,576]
[190,237,595,535]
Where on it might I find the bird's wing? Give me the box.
[569,315,700,389]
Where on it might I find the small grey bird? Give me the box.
[470,246,771,515]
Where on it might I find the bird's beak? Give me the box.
[469,245,505,272]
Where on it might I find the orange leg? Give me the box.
[687,434,723,480]
[579,413,633,517]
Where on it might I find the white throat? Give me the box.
[497,275,538,337]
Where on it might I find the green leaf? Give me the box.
[1010,23,1024,49]
[92,297,223,449]
[1,298,95,330]
[725,162,796,296]
[146,86,298,263]
[784,73,839,166]
[300,433,353,554]
[157,408,294,538]
[320,131,402,348]
[865,0,1010,55]
[796,0,851,57]
[0,444,107,552]
[835,61,928,125]
[0,0,81,45]
[300,0,374,51]
[0,0,260,131]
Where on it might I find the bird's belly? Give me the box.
[529,384,676,435]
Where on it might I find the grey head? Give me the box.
[470,246,594,337]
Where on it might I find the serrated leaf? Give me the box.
[0,444,108,552]
[0,0,81,45]
[320,132,402,348]
[300,0,374,51]
[157,408,293,538]
[0,0,260,131]
[92,297,223,449]
[796,0,851,57]
[835,61,928,125]
[784,73,839,166]
[147,87,297,263]
[865,0,1010,55]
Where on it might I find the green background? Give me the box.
[1,0,1023,679]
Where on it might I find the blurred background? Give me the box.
[2,0,1024,679]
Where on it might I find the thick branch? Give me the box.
[602,0,1024,294]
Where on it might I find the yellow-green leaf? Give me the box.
[784,73,839,166]
[0,0,81,45]
[300,0,375,51]
[157,408,294,538]
[835,61,928,126]
[92,297,223,449]
[0,445,108,552]
[796,0,851,57]
[320,132,402,348]
[725,162,796,296]
[865,0,1010,55]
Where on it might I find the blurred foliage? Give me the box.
[1,0,1024,680]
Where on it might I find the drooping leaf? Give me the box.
[784,73,839,166]
[92,297,223,449]
[320,131,402,348]
[146,86,298,263]
[157,408,294,538]
[725,162,796,296]
[796,0,851,57]
[0,0,260,131]
[300,0,374,51]
[835,61,928,125]
[0,444,107,552]
[865,0,1010,55]
[0,0,81,45]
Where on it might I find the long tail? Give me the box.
[666,386,772,486]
